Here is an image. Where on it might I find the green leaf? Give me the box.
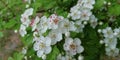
[108,4,120,16]
[21,33,33,47]
[13,52,24,60]
[4,19,17,29]
[8,57,14,60]
[46,46,59,60]
[94,0,104,9]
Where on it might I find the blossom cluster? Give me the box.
[19,8,33,37]
[19,8,84,59]
[68,0,98,33]
[19,0,118,59]
[99,27,120,57]
[31,13,84,59]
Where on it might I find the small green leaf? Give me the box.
[13,52,24,60]
[8,57,14,60]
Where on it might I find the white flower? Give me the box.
[69,5,81,20]
[80,9,92,20]
[82,0,95,9]
[21,8,33,27]
[30,16,40,31]
[102,27,114,38]
[37,16,50,34]
[23,8,33,16]
[75,20,85,32]
[105,47,119,57]
[48,14,63,29]
[20,15,30,27]
[89,15,98,28]
[104,38,117,49]
[48,30,62,45]
[114,28,120,39]
[19,24,27,37]
[63,38,84,56]
[58,19,76,33]
[33,36,52,58]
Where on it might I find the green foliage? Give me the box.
[94,0,104,9]
[46,46,60,60]
[21,33,33,47]
[8,52,24,60]
[4,19,17,29]
[1,0,120,60]
[82,25,101,60]
[108,4,120,16]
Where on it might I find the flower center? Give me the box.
[70,43,76,50]
[53,18,59,24]
[39,43,45,48]
[64,23,69,28]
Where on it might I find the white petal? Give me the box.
[74,38,81,45]
[24,8,33,16]
[37,50,44,57]
[33,43,39,51]
[77,46,84,53]
[45,37,51,46]
[44,46,52,54]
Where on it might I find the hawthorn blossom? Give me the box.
[80,9,92,21]
[33,36,51,58]
[105,47,119,57]
[21,8,33,27]
[37,16,50,34]
[48,14,63,29]
[102,27,114,38]
[63,38,84,56]
[101,27,120,56]
[30,16,40,31]
[82,0,95,9]
[58,19,76,33]
[69,5,81,20]
[48,30,62,45]
[19,24,27,37]
[75,20,85,32]
[89,15,98,28]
